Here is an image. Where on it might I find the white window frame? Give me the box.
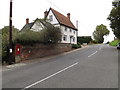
[65,27,67,31]
[70,29,72,32]
[49,15,53,22]
[73,37,75,42]
[63,35,67,41]
[74,31,76,34]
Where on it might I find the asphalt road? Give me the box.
[2,44,118,89]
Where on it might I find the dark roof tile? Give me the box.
[21,23,34,31]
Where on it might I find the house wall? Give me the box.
[60,25,77,44]
[31,20,44,32]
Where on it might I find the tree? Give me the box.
[93,24,110,43]
[0,26,19,63]
[42,22,62,44]
[107,0,120,39]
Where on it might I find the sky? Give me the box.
[0,0,115,42]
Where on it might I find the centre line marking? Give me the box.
[22,62,78,90]
[88,51,98,57]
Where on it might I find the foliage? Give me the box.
[15,30,44,45]
[77,36,92,44]
[0,34,2,57]
[91,40,98,44]
[42,22,62,44]
[93,24,110,43]
[107,0,120,39]
[0,26,19,62]
[72,42,81,49]
[109,39,120,46]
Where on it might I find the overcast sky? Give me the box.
[0,0,115,42]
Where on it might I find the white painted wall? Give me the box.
[31,20,44,32]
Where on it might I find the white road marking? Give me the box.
[22,62,79,90]
[88,51,98,57]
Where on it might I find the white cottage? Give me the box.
[44,8,78,44]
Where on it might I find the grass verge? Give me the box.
[109,40,120,46]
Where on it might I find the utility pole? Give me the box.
[8,0,13,65]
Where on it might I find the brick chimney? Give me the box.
[67,13,70,20]
[44,10,48,18]
[26,18,29,24]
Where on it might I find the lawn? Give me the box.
[109,40,120,46]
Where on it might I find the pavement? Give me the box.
[2,44,118,89]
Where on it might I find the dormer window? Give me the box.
[49,15,53,22]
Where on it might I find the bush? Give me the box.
[91,40,98,44]
[72,43,81,49]
[1,26,19,63]
[15,30,44,45]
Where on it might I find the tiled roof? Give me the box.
[49,8,77,30]
[21,22,34,31]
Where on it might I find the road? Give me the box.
[2,44,118,89]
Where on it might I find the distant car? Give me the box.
[117,42,120,49]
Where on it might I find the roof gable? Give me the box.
[48,8,77,30]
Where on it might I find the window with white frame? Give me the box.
[65,27,67,31]
[73,37,75,42]
[70,29,72,32]
[74,31,76,34]
[49,15,53,22]
[63,35,67,41]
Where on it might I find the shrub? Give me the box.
[1,26,19,63]
[72,43,81,49]
[15,30,44,45]
[91,40,98,44]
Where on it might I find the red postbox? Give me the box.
[15,44,21,55]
